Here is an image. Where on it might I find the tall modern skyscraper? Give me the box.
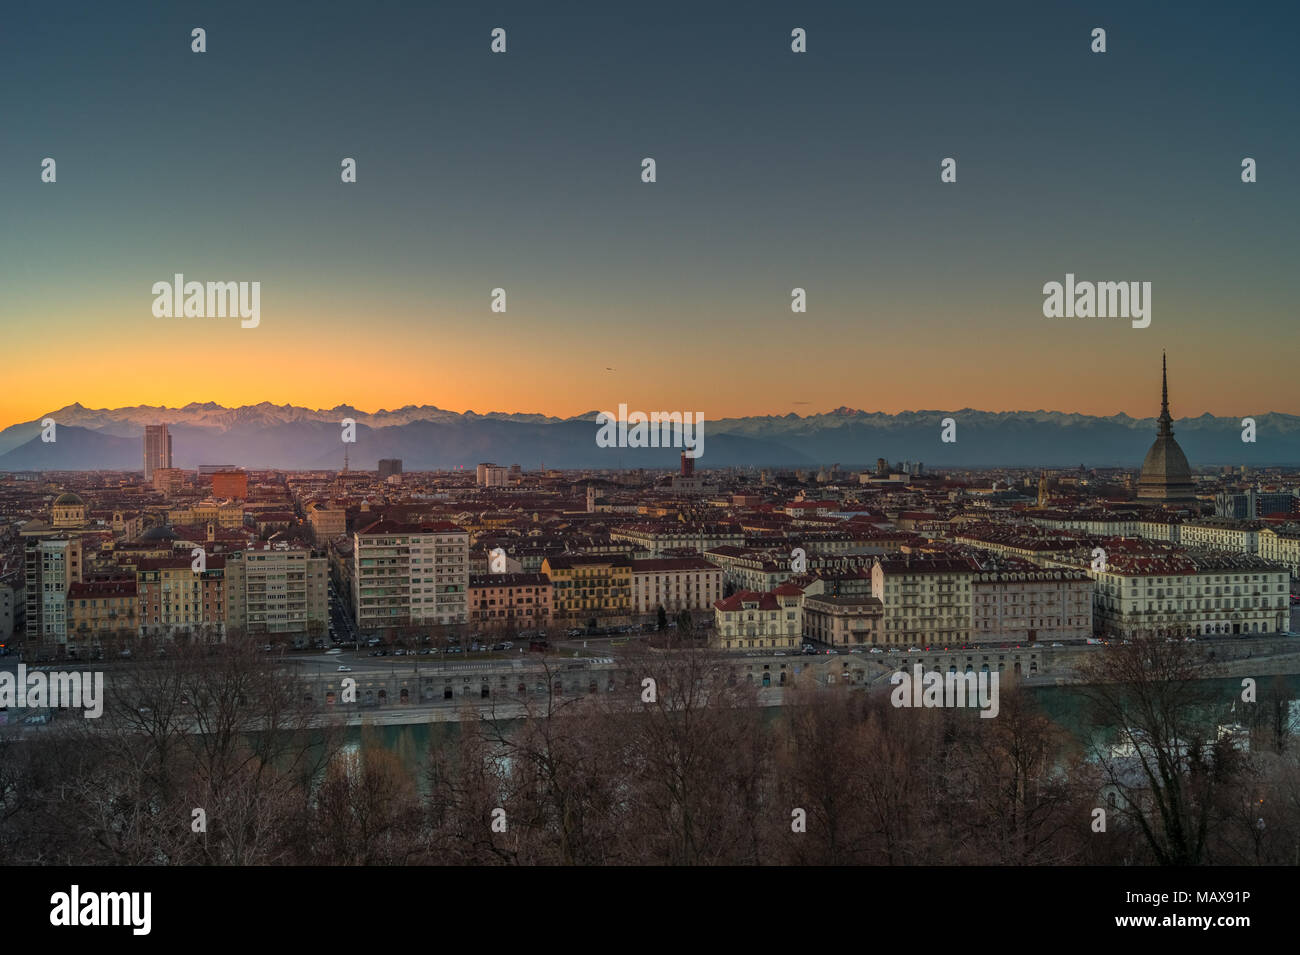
[143,424,172,480]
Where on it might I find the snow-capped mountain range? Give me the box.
[0,402,1296,470]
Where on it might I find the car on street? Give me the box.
[325,648,343,655]
[337,665,352,672]
[869,648,883,654]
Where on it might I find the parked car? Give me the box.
[869,648,884,654]
[1051,642,1064,647]
[492,643,506,651]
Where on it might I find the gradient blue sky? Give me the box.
[1,0,1296,424]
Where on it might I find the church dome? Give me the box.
[53,491,85,507]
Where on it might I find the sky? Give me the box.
[1,0,1296,427]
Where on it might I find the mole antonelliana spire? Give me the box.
[1137,352,1195,502]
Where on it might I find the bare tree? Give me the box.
[1075,636,1243,864]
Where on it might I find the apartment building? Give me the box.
[1179,518,1261,555]
[541,554,632,624]
[352,520,468,632]
[1258,525,1300,580]
[712,585,804,651]
[0,575,19,643]
[67,579,138,645]
[137,555,227,640]
[1028,512,1139,537]
[152,467,185,496]
[702,547,791,592]
[610,522,744,557]
[24,537,83,646]
[308,504,348,545]
[630,556,723,615]
[409,522,469,625]
[468,572,551,631]
[871,555,977,647]
[1136,518,1180,543]
[802,594,884,647]
[970,565,1093,644]
[225,546,328,640]
[168,500,245,529]
[211,470,249,499]
[476,463,509,487]
[1090,551,1290,638]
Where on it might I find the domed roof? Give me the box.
[139,524,178,542]
[53,491,85,507]
[1139,435,1193,487]
[1136,354,1196,502]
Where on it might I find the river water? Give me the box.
[326,674,1300,780]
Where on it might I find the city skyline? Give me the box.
[6,0,1300,890]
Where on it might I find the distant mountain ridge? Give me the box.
[0,402,1296,470]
